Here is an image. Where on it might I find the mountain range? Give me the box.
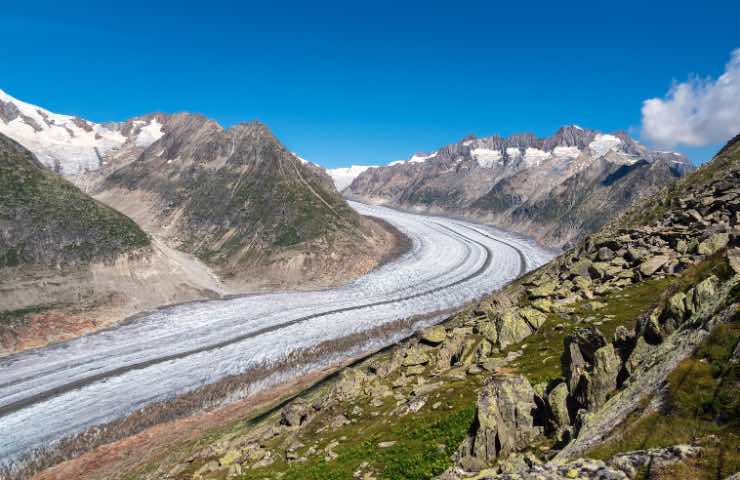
[0,89,697,357]
[340,126,693,248]
[0,91,401,355]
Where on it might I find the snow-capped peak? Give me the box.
[408,152,436,163]
[326,165,377,191]
[588,133,623,157]
[0,89,165,175]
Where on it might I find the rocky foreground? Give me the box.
[38,137,740,480]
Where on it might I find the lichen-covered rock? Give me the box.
[519,307,548,330]
[468,374,542,465]
[626,247,648,264]
[570,258,593,279]
[625,335,652,374]
[332,368,368,400]
[697,232,729,255]
[588,262,611,280]
[728,247,740,273]
[572,275,592,291]
[587,344,621,410]
[686,275,719,316]
[528,281,558,299]
[219,448,242,466]
[280,400,310,428]
[403,346,431,366]
[459,337,481,365]
[562,328,609,409]
[638,255,670,276]
[597,247,615,261]
[547,382,571,430]
[476,321,499,345]
[496,311,533,349]
[193,460,221,479]
[419,325,447,345]
[666,291,687,321]
[365,380,392,399]
[531,298,554,313]
[608,444,701,478]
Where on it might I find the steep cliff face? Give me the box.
[121,136,737,480]
[94,115,399,289]
[346,126,692,248]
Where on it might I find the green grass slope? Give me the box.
[0,133,149,269]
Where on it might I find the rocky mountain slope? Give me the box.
[92,114,399,290]
[0,89,403,316]
[346,126,694,248]
[0,134,224,355]
[0,89,168,176]
[107,135,738,480]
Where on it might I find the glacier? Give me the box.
[0,202,554,471]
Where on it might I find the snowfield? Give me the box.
[0,89,164,175]
[0,203,553,471]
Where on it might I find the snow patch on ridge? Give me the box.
[506,147,521,158]
[471,148,502,168]
[389,151,437,166]
[408,152,435,163]
[523,147,552,166]
[0,89,164,175]
[553,146,581,159]
[589,134,623,157]
[133,118,164,147]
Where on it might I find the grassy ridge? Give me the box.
[0,134,149,268]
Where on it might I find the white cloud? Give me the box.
[641,49,740,147]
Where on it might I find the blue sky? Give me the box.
[1,1,738,167]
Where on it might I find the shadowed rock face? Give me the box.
[346,126,693,249]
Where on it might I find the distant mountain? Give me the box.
[93,114,398,290]
[0,89,167,176]
[346,126,693,248]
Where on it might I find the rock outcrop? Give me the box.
[464,374,543,467]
